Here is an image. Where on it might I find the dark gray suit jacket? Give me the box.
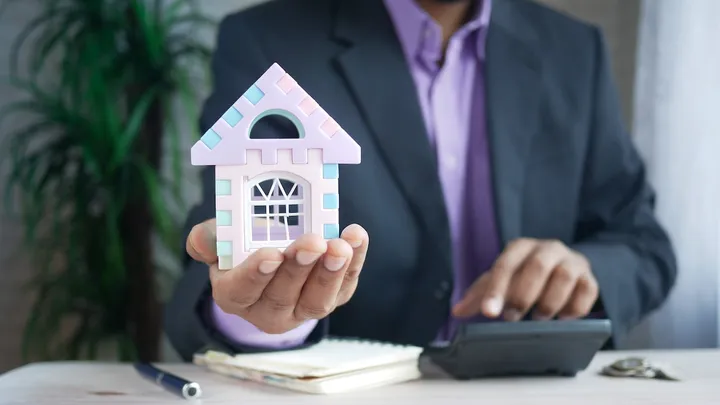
[165,0,677,361]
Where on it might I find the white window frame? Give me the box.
[244,171,310,250]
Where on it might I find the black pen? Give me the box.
[134,362,202,400]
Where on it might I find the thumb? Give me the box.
[186,218,218,264]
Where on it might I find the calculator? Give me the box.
[423,319,612,379]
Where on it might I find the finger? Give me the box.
[504,240,568,321]
[531,259,579,320]
[454,238,537,318]
[295,238,354,320]
[254,233,327,316]
[186,218,218,264]
[452,273,490,317]
[336,224,369,306]
[210,247,284,312]
[557,275,599,319]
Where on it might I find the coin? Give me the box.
[649,364,682,381]
[610,357,649,372]
[601,365,642,378]
[601,358,681,382]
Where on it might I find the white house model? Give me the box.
[190,63,361,269]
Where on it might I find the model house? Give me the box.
[191,63,361,269]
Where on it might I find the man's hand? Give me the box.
[187,218,369,334]
[453,238,599,321]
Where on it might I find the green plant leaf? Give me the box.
[26,10,83,78]
[3,0,212,362]
[131,0,163,66]
[111,87,159,169]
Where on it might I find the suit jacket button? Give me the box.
[434,289,446,299]
[439,281,450,291]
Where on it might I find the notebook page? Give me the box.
[223,339,423,378]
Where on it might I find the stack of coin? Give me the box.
[600,357,681,381]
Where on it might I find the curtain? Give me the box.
[626,0,720,348]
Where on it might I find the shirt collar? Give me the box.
[383,0,493,66]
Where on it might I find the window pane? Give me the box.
[249,177,306,245]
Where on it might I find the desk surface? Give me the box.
[1,349,719,405]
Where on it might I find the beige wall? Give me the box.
[0,0,641,371]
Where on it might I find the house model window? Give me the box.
[191,63,361,270]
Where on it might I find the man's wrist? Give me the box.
[210,301,318,349]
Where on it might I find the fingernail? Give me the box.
[258,261,282,274]
[348,239,362,248]
[295,250,322,266]
[484,297,504,317]
[504,308,522,322]
[324,255,347,271]
[203,223,216,244]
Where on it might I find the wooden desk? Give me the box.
[1,349,719,404]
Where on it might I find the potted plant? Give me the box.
[0,0,212,361]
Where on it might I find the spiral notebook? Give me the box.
[193,338,424,394]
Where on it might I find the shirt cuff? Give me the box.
[210,301,317,349]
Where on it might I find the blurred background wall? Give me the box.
[0,0,38,373]
[0,0,643,370]
[623,0,720,350]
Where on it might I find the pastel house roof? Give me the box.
[191,63,361,167]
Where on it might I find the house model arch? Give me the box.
[191,63,361,270]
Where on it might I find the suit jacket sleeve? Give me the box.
[570,28,677,344]
[164,14,327,362]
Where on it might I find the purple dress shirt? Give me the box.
[212,0,501,347]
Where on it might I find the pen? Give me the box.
[134,362,202,400]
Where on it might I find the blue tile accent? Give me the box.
[323,224,340,240]
[200,129,222,149]
[217,241,232,256]
[222,107,243,127]
[216,180,231,195]
[243,84,265,105]
[323,164,339,179]
[216,210,232,226]
[323,193,339,209]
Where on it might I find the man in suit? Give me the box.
[165,0,677,361]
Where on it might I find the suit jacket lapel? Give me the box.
[332,0,453,257]
[330,0,544,255]
[485,2,543,245]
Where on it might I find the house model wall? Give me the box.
[191,63,361,269]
